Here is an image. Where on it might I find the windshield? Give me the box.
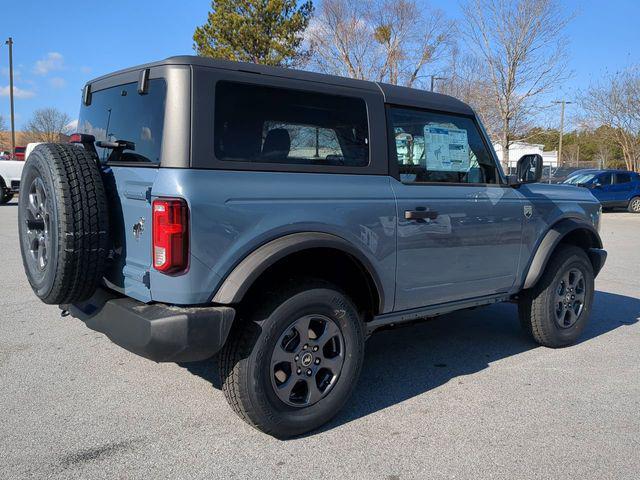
[563,173,597,185]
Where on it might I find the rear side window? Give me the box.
[389,107,499,184]
[78,79,166,164]
[615,173,632,184]
[214,81,369,167]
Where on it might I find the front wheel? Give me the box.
[219,280,365,438]
[628,196,640,213]
[519,245,594,348]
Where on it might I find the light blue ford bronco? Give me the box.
[18,57,606,438]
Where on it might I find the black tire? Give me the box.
[628,196,640,213]
[518,245,594,348]
[18,143,109,304]
[219,279,365,438]
[0,177,13,204]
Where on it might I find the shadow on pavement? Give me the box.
[182,290,639,433]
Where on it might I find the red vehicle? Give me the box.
[14,146,26,160]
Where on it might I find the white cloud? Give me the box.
[0,85,35,99]
[33,52,64,75]
[2,66,23,81]
[49,77,66,88]
[80,66,92,74]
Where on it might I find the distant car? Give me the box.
[550,167,585,183]
[0,156,24,203]
[563,169,640,213]
[14,146,26,160]
[25,143,44,161]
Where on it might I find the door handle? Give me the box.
[405,209,438,220]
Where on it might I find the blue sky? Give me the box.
[1,0,639,131]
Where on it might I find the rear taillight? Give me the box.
[152,198,189,274]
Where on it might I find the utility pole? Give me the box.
[552,100,572,166]
[4,37,16,159]
[430,75,445,92]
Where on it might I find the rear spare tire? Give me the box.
[18,143,109,304]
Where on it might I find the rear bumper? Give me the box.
[66,289,235,363]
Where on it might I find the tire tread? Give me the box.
[20,143,109,304]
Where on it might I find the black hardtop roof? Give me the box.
[87,55,475,116]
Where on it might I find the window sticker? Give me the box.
[424,125,470,172]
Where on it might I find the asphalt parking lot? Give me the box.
[1,197,639,480]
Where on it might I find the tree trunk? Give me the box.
[501,120,510,173]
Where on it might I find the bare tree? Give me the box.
[24,108,72,143]
[581,67,640,172]
[372,0,453,87]
[0,114,8,152]
[440,48,503,138]
[595,142,612,169]
[307,0,452,87]
[460,0,572,170]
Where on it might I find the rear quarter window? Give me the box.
[78,79,166,164]
[214,81,369,168]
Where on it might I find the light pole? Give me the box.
[552,100,573,166]
[4,37,16,159]
[430,75,446,92]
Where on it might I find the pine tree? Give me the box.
[193,0,314,67]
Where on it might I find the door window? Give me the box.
[597,173,613,185]
[389,107,499,184]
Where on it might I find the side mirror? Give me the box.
[515,154,543,184]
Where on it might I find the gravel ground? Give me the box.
[1,197,639,479]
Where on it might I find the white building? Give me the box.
[493,142,558,172]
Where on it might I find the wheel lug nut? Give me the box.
[315,358,320,365]
[294,355,299,361]
[306,369,312,376]
[296,368,301,375]
[312,346,318,352]
[303,344,308,350]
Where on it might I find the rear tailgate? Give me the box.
[103,166,157,302]
[77,76,167,303]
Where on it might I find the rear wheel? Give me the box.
[18,143,109,304]
[219,280,365,438]
[628,196,640,213]
[519,245,594,348]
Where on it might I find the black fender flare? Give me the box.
[522,218,604,290]
[211,232,386,312]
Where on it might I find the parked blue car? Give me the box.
[563,169,640,213]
